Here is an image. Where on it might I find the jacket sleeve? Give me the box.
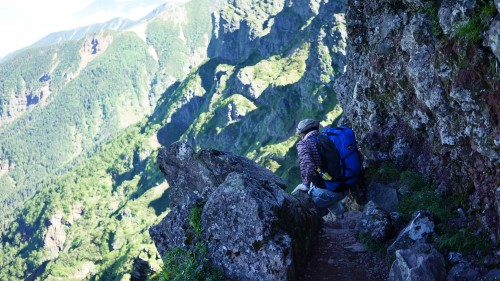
[297,140,318,186]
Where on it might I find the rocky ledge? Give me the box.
[149,142,322,280]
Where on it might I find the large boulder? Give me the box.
[150,142,322,280]
[355,201,395,243]
[387,210,436,257]
[389,243,446,281]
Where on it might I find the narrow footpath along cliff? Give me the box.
[150,143,392,280]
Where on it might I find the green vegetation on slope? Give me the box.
[361,164,494,257]
[0,0,220,230]
[179,40,343,190]
[0,31,157,229]
[0,123,167,280]
[146,0,216,94]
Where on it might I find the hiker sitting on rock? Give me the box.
[292,119,350,219]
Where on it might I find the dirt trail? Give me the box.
[297,211,389,281]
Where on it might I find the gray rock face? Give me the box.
[496,0,500,12]
[203,173,319,280]
[208,0,346,64]
[401,14,447,117]
[403,0,426,10]
[366,182,399,212]
[156,142,286,209]
[43,212,66,260]
[485,16,500,61]
[335,0,500,238]
[438,0,477,35]
[355,201,394,243]
[150,142,322,280]
[389,243,446,281]
[387,211,435,257]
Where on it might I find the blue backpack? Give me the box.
[311,126,362,192]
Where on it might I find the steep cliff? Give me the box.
[155,0,347,187]
[334,0,500,238]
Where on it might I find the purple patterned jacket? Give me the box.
[296,130,321,186]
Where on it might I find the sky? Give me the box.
[0,0,183,58]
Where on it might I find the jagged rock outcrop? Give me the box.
[208,0,346,65]
[485,0,500,61]
[150,142,322,280]
[387,211,436,257]
[335,0,500,238]
[485,19,500,60]
[389,243,446,281]
[44,212,66,259]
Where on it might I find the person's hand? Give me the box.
[291,183,309,195]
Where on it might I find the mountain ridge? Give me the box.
[0,0,348,279]
[0,0,216,232]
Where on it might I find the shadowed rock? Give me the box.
[366,182,399,212]
[389,243,446,281]
[355,201,395,243]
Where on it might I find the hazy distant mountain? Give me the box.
[0,17,135,70]
[0,1,190,61]
[28,17,135,50]
[138,1,187,22]
[74,0,182,18]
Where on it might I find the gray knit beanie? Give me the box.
[296,119,320,134]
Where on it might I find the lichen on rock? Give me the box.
[335,0,500,239]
